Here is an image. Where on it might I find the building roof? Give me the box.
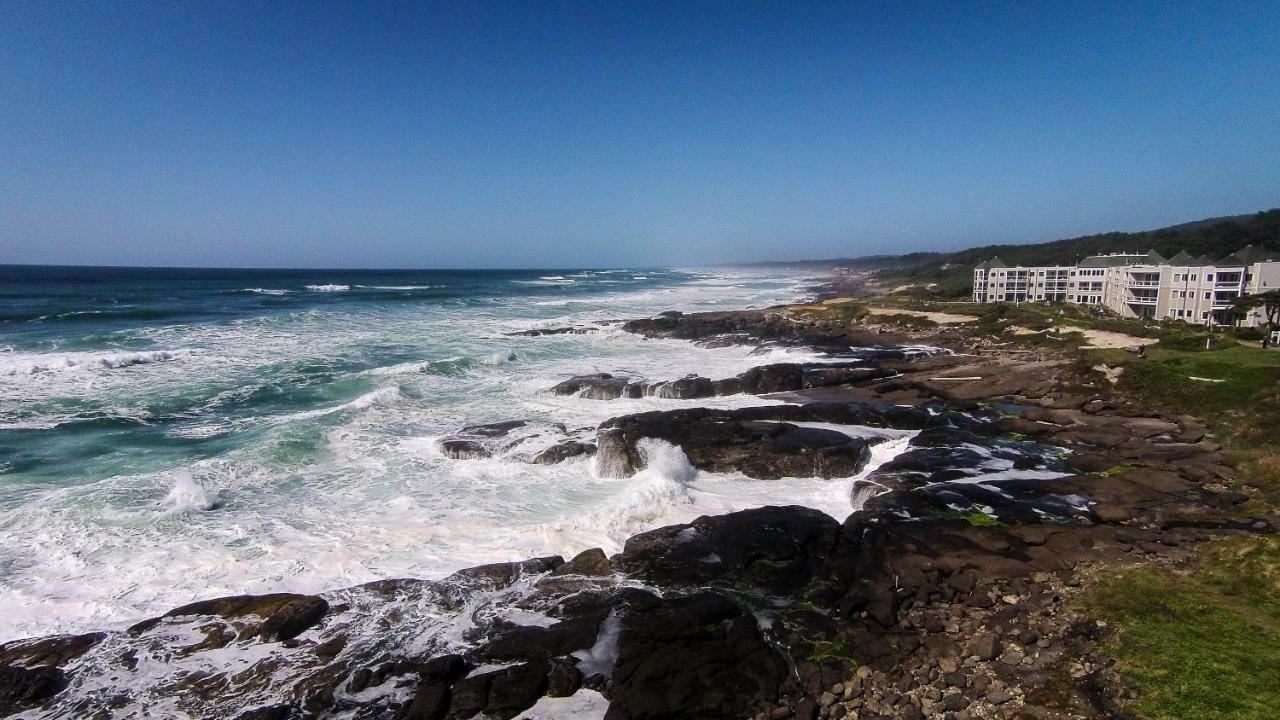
[1165,250,1215,266]
[1219,245,1280,266]
[1078,250,1165,268]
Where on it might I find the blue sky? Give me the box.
[2,1,1278,268]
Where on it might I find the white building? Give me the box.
[972,246,1280,327]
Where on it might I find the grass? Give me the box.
[1082,535,1280,720]
[1089,344,1280,448]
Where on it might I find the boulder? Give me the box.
[552,374,631,400]
[132,593,329,641]
[0,664,66,715]
[649,375,714,399]
[615,505,840,592]
[596,407,876,479]
[605,591,790,720]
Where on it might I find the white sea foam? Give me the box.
[0,349,190,376]
[0,266,848,642]
[355,284,439,290]
[281,386,403,421]
[163,471,216,512]
[242,288,290,295]
[306,284,351,292]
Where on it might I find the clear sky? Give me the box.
[2,1,1278,268]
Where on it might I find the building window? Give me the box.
[1191,275,1197,281]
[1204,292,1210,299]
[1174,274,1180,281]
[1207,274,1214,281]
[1202,312,1208,319]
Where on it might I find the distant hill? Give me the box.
[850,208,1280,297]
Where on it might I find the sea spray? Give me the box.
[548,439,699,554]
[0,265,825,641]
[164,471,216,512]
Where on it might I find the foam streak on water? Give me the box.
[0,265,872,641]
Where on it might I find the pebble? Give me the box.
[988,690,1015,705]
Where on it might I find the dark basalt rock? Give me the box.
[596,364,898,401]
[866,446,991,488]
[0,632,104,668]
[232,705,292,720]
[256,596,330,641]
[737,363,806,393]
[506,326,598,337]
[648,374,715,399]
[0,664,67,714]
[448,660,551,720]
[439,438,489,460]
[615,505,840,592]
[605,591,790,720]
[403,655,471,720]
[445,556,564,589]
[132,593,329,641]
[437,421,592,465]
[460,420,533,437]
[551,548,613,577]
[596,406,887,479]
[552,373,631,400]
[470,612,607,662]
[528,440,596,464]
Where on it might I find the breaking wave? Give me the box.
[0,349,191,376]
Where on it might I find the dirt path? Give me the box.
[1080,328,1150,349]
[867,306,979,325]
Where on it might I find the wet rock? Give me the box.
[0,632,104,668]
[967,633,1000,661]
[737,364,806,393]
[529,440,596,465]
[232,706,292,720]
[552,548,613,577]
[257,597,329,641]
[0,664,66,714]
[650,374,715,399]
[596,407,876,479]
[471,612,606,662]
[546,659,583,698]
[606,591,790,720]
[478,661,552,720]
[615,505,840,592]
[446,556,563,589]
[507,326,598,337]
[438,420,589,465]
[552,374,631,400]
[141,593,329,642]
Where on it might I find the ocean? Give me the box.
[0,264,906,642]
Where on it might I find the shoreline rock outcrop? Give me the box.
[2,303,1271,720]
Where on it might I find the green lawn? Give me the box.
[1089,344,1280,448]
[1084,536,1280,720]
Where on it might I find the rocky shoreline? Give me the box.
[1,297,1271,720]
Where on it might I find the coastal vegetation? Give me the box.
[832,208,1280,299]
[857,288,1280,719]
[1082,535,1280,720]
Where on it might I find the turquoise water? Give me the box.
[0,265,833,640]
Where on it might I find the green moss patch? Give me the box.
[1082,536,1280,720]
